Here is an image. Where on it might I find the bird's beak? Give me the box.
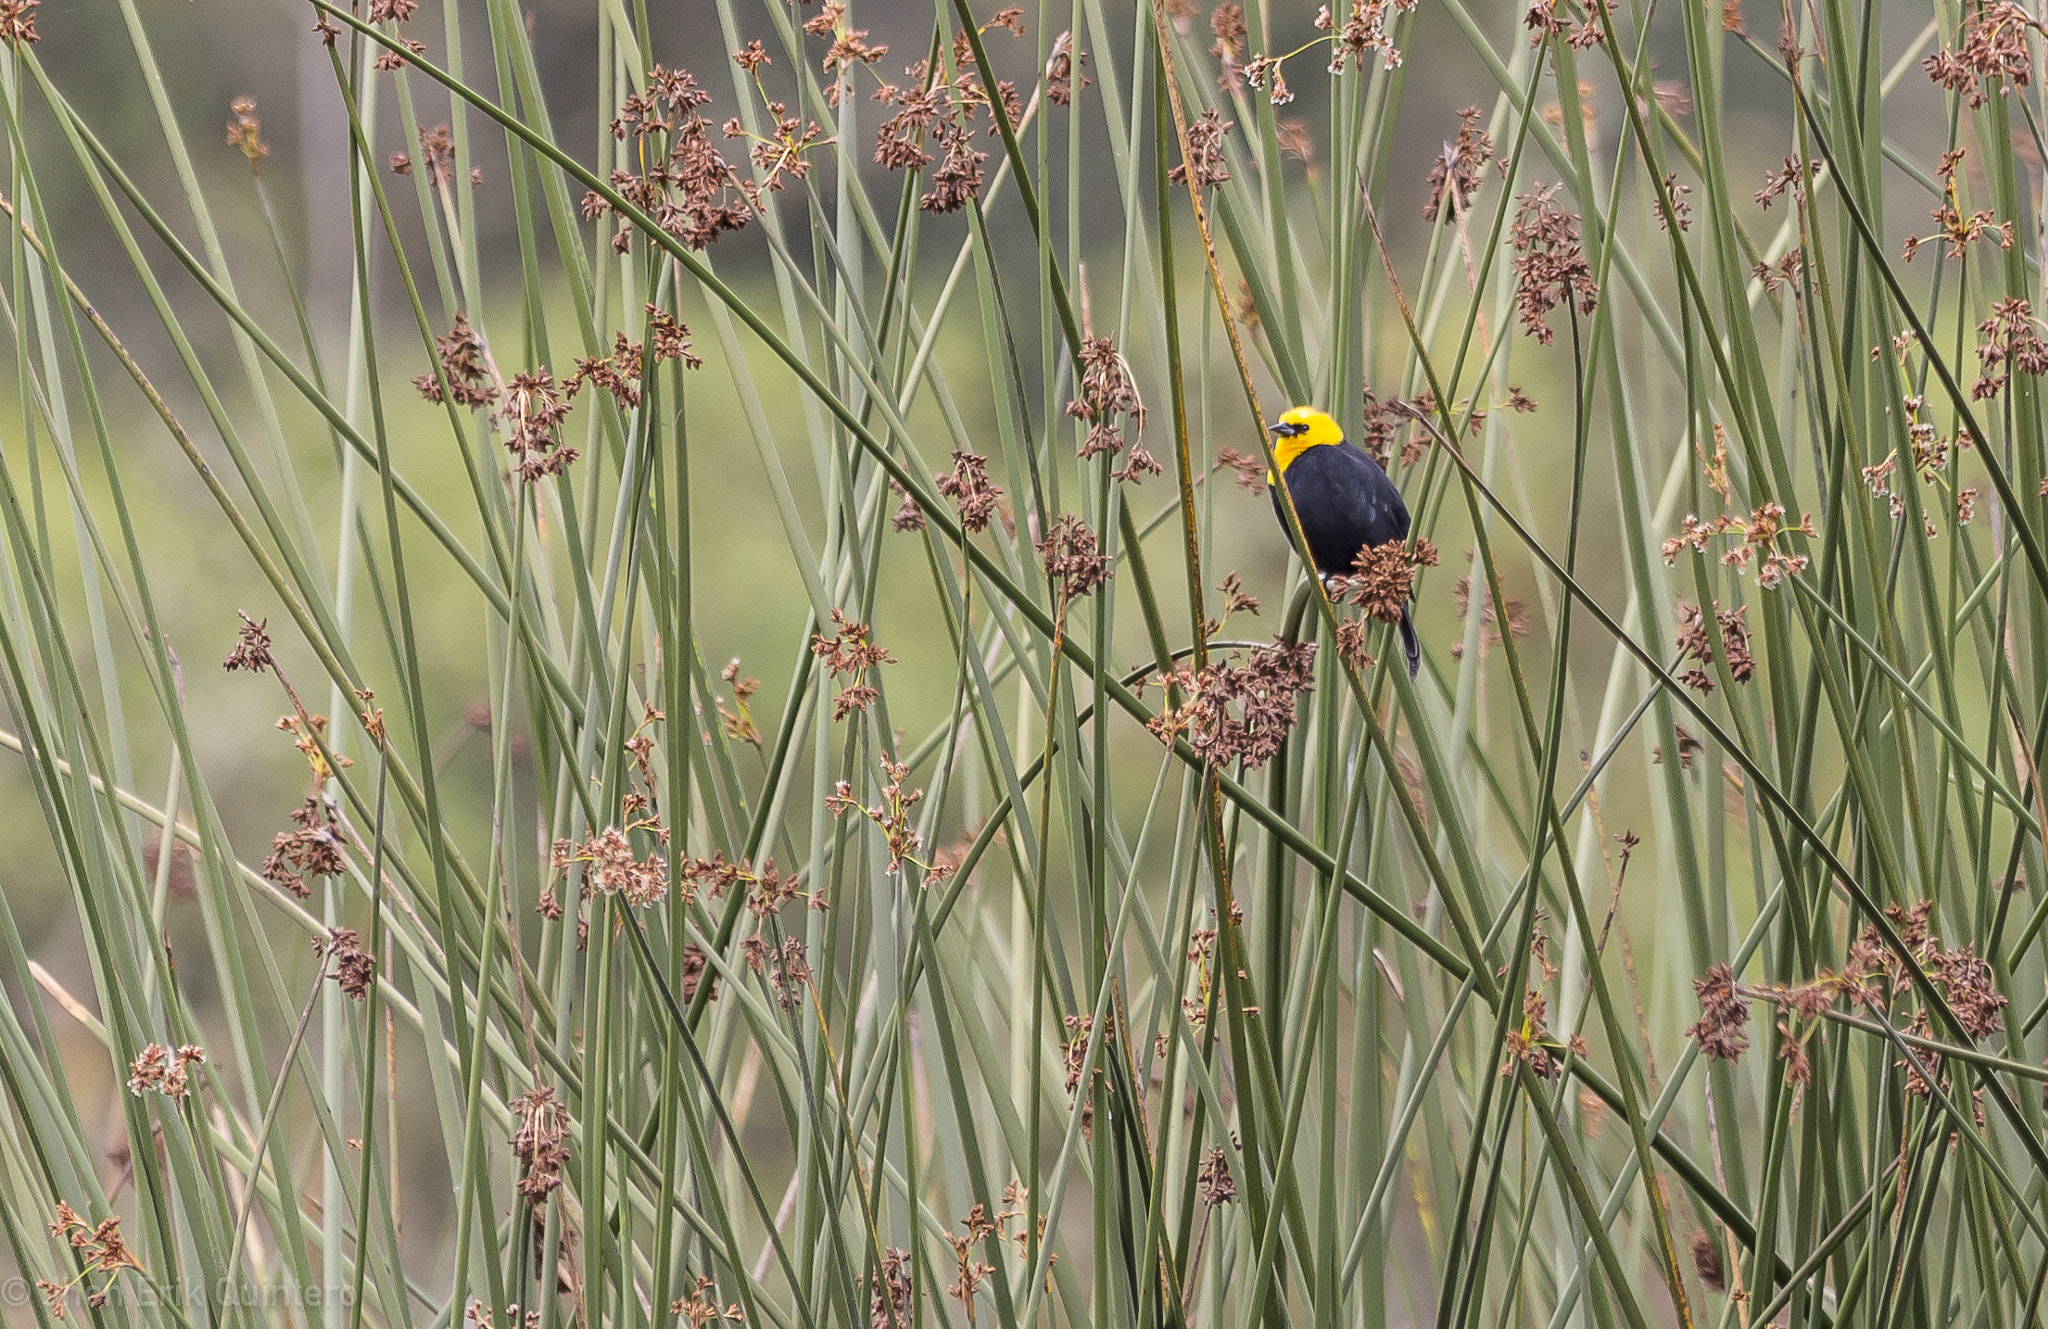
[1267,420,1294,436]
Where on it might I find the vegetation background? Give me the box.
[0,0,2039,1325]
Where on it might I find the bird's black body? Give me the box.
[1271,436,1421,678]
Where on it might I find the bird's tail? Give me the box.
[1399,606,1420,680]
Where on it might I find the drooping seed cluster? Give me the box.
[1661,501,1814,588]
[415,307,698,483]
[1688,901,2009,1109]
[812,609,897,720]
[1673,600,1755,694]
[1509,183,1599,345]
[1328,537,1440,624]
[126,1043,206,1101]
[1037,514,1114,600]
[1923,0,2045,107]
[934,450,1005,533]
[1902,149,2012,262]
[1067,336,1159,481]
[1423,106,1495,225]
[1144,638,1317,770]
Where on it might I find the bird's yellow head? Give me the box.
[1268,406,1343,478]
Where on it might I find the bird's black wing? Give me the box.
[1271,443,1410,579]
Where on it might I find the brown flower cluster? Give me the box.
[226,98,268,174]
[126,1042,206,1101]
[1754,155,1815,210]
[1752,250,1803,293]
[1656,172,1692,232]
[1510,184,1598,344]
[1276,119,1316,172]
[1503,987,1586,1081]
[1038,514,1113,600]
[1197,1146,1236,1206]
[1524,0,1606,48]
[276,711,349,782]
[416,308,696,474]
[1651,720,1703,769]
[1844,901,2008,1039]
[566,333,647,412]
[1328,537,1439,623]
[870,24,1033,214]
[372,37,428,74]
[826,758,928,875]
[1206,571,1261,639]
[742,934,813,1009]
[1242,53,1295,106]
[1685,962,1750,1060]
[1333,619,1376,670]
[935,450,1005,533]
[1923,1,2045,106]
[1903,149,2012,262]
[414,312,498,408]
[812,609,896,720]
[1321,0,1417,71]
[0,0,38,46]
[680,941,716,1004]
[673,1276,745,1327]
[1674,600,1755,693]
[1168,110,1233,188]
[1215,447,1266,492]
[500,369,577,481]
[887,478,927,532]
[39,1203,142,1318]
[1660,501,1814,588]
[1144,637,1316,770]
[1495,924,1578,1081]
[223,612,275,674]
[1424,106,1495,224]
[1060,1012,1112,1094]
[263,796,346,899]
[1904,393,1967,486]
[412,124,456,186]
[549,714,678,918]
[1863,392,1973,537]
[645,305,703,369]
[1688,901,2010,1109]
[941,1188,1044,1315]
[578,65,786,252]
[1696,422,1730,501]
[1357,391,1405,466]
[325,926,376,1000]
[364,4,427,70]
[510,1085,570,1208]
[1927,942,2007,1041]
[871,1247,913,1329]
[678,852,820,918]
[1973,296,2048,398]
[556,825,669,908]
[807,2,889,95]
[1166,911,1233,1042]
[1047,30,1090,105]
[1066,336,1157,480]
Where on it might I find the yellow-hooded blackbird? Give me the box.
[1267,405,1420,677]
